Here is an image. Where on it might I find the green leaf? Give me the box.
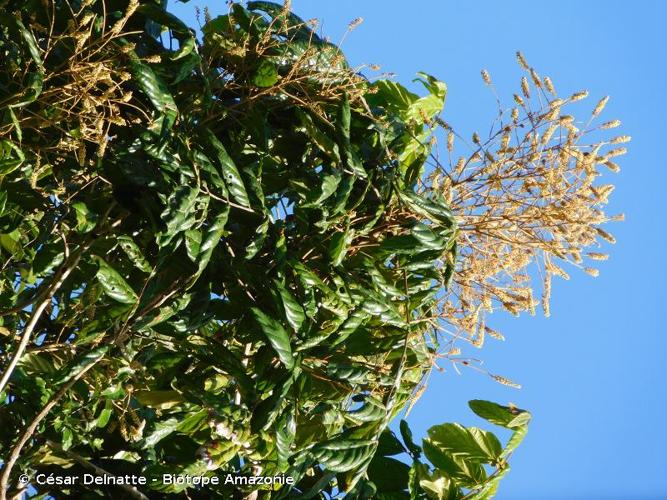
[56,346,109,385]
[142,418,180,448]
[177,409,207,433]
[0,15,43,69]
[96,402,113,428]
[468,400,531,430]
[203,129,252,209]
[398,189,455,227]
[423,439,487,488]
[304,171,342,207]
[195,208,229,276]
[72,202,98,234]
[376,429,406,457]
[117,236,152,273]
[100,384,125,400]
[503,425,529,459]
[469,466,510,500]
[253,59,279,87]
[426,423,502,463]
[347,396,386,425]
[367,456,411,493]
[326,362,370,384]
[8,109,21,142]
[328,225,352,267]
[32,243,64,277]
[329,307,368,347]
[419,470,453,500]
[159,185,199,245]
[400,419,422,458]
[245,218,269,259]
[276,411,296,464]
[313,439,376,473]
[135,390,184,410]
[137,4,195,41]
[414,72,447,114]
[248,1,321,41]
[62,428,73,451]
[336,93,367,178]
[411,223,446,250]
[274,279,306,332]
[297,109,341,163]
[184,229,202,261]
[250,307,295,370]
[14,19,43,68]
[92,256,139,304]
[0,139,25,175]
[9,72,43,109]
[128,53,178,129]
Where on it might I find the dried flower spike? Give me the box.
[481,69,492,85]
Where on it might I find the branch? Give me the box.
[44,440,148,500]
[0,352,104,499]
[0,205,120,394]
[0,240,92,394]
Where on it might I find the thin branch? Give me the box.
[0,352,104,499]
[44,440,149,500]
[0,240,92,394]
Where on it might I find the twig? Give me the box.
[0,240,92,394]
[0,352,104,499]
[44,440,149,500]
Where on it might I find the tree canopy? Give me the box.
[0,0,624,498]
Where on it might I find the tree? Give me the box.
[0,1,624,498]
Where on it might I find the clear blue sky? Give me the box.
[170,2,666,498]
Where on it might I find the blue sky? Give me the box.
[169,2,667,497]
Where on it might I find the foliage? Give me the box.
[0,0,624,498]
[0,0,458,497]
[360,400,531,499]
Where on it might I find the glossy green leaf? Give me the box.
[96,402,113,428]
[418,470,453,500]
[426,423,502,462]
[246,218,269,259]
[56,346,109,385]
[92,256,139,304]
[297,109,341,163]
[367,456,411,493]
[376,429,406,457]
[468,400,531,430]
[128,54,178,129]
[203,129,252,209]
[328,225,352,267]
[274,279,306,332]
[250,307,295,370]
[313,439,376,473]
[184,229,202,261]
[400,419,422,458]
[142,418,180,449]
[159,185,199,245]
[276,411,296,464]
[196,208,230,275]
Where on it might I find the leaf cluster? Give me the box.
[0,1,482,498]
